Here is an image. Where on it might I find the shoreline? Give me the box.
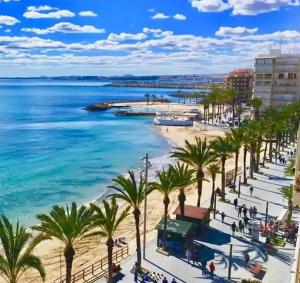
[24,102,229,283]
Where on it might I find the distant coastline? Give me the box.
[104,81,221,89]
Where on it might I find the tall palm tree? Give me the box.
[285,158,295,177]
[109,171,146,270]
[144,93,150,105]
[281,185,293,221]
[33,203,95,283]
[0,216,46,283]
[211,136,234,201]
[207,163,221,210]
[90,198,130,283]
[148,167,177,250]
[172,137,215,206]
[170,162,195,218]
[226,128,243,191]
[250,97,263,120]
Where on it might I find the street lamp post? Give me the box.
[213,190,217,219]
[265,201,269,226]
[228,244,233,280]
[238,176,241,198]
[142,153,149,260]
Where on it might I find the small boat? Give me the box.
[84,103,111,112]
[154,112,199,126]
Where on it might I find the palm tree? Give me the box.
[172,137,215,206]
[250,97,263,120]
[211,136,234,201]
[170,162,195,218]
[285,158,295,177]
[207,163,221,210]
[148,167,177,250]
[90,198,130,283]
[226,128,243,191]
[109,171,146,270]
[281,185,293,221]
[144,93,150,105]
[0,216,46,283]
[33,203,95,283]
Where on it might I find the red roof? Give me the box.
[173,205,209,220]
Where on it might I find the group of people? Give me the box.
[185,248,216,277]
[278,154,287,165]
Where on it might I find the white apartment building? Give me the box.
[253,50,300,107]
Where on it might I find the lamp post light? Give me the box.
[265,201,269,227]
[238,176,241,198]
[213,190,217,219]
[140,153,151,260]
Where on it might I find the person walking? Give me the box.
[171,278,177,283]
[253,206,258,218]
[192,250,198,266]
[249,207,253,218]
[221,211,226,223]
[133,262,138,283]
[243,206,248,217]
[162,277,168,283]
[185,249,192,264]
[201,259,207,275]
[209,262,216,276]
[231,222,237,235]
[233,198,238,209]
[238,206,242,217]
[244,253,250,266]
[244,215,249,227]
[239,220,244,234]
[249,186,254,196]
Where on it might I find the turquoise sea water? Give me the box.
[0,79,182,225]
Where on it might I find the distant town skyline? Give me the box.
[0,0,300,77]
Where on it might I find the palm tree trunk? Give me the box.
[133,209,142,269]
[196,170,204,207]
[288,200,293,221]
[64,245,75,283]
[255,139,262,173]
[263,141,268,167]
[243,147,247,184]
[269,139,273,163]
[162,196,170,251]
[221,158,226,201]
[107,237,114,283]
[250,144,255,178]
[178,189,186,218]
[233,151,239,191]
[210,177,216,210]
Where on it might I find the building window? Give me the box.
[278,73,284,79]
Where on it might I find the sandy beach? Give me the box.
[21,102,240,283]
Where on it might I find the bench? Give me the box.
[249,263,263,276]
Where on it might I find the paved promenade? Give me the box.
[98,151,296,283]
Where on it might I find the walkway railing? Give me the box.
[53,245,129,283]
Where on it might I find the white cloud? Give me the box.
[79,11,98,17]
[230,0,300,15]
[151,12,170,19]
[190,0,300,15]
[173,13,187,20]
[190,0,231,12]
[0,15,20,26]
[148,8,155,12]
[5,29,11,33]
[22,22,105,34]
[216,26,258,37]
[143,27,174,38]
[24,6,75,19]
[107,32,147,41]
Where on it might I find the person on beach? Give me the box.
[233,198,238,209]
[238,206,242,217]
[221,211,226,223]
[209,262,216,276]
[249,186,254,196]
[231,222,237,235]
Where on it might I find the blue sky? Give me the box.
[0,0,300,76]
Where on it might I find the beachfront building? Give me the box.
[224,68,254,102]
[253,50,300,107]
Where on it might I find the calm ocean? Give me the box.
[0,79,182,225]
